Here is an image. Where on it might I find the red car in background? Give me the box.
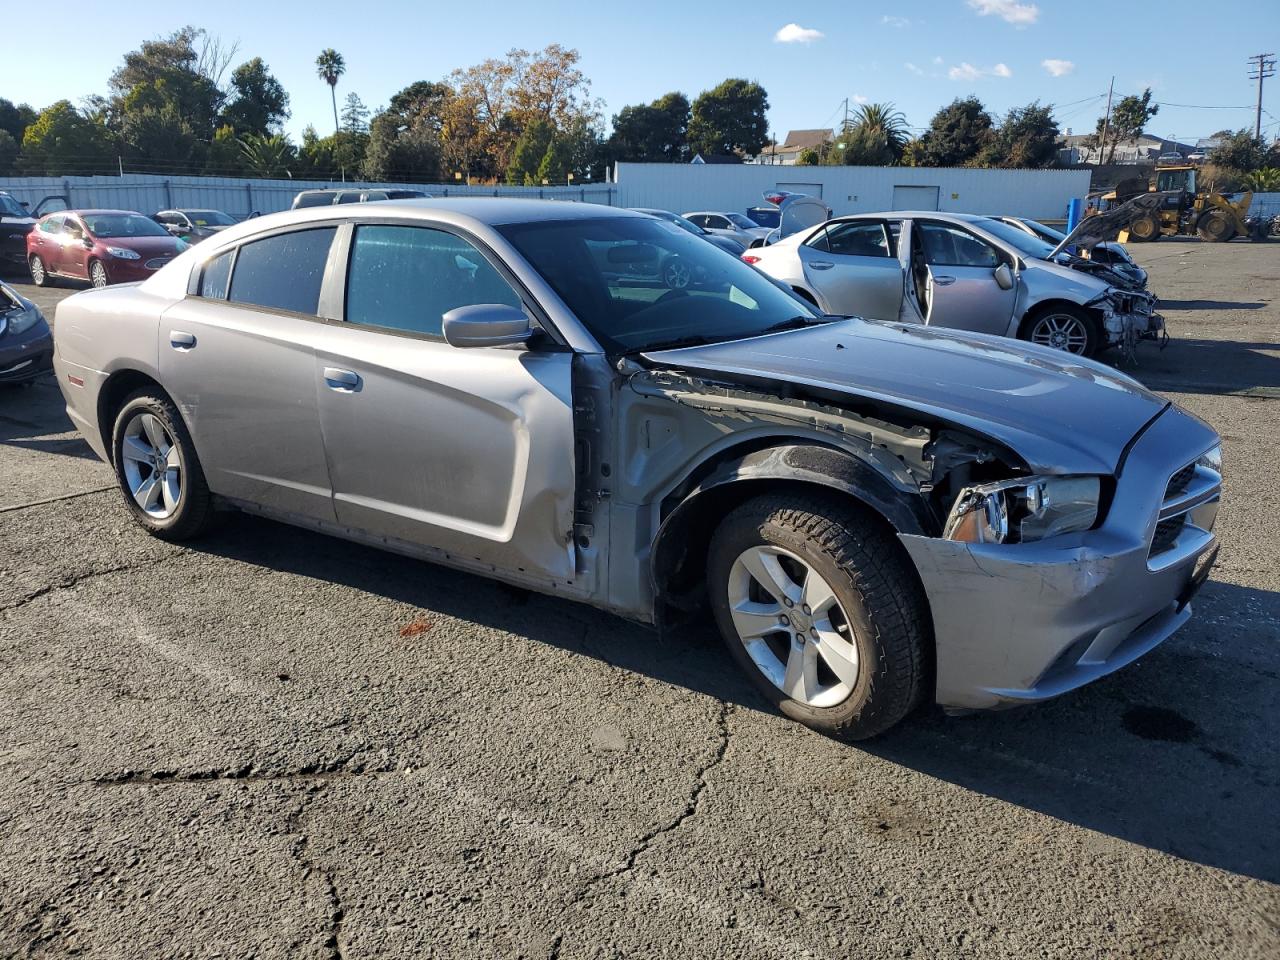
[27,209,189,288]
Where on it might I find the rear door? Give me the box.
[911,220,1016,334]
[31,215,64,272]
[159,226,339,521]
[311,222,577,581]
[60,215,89,280]
[798,219,903,319]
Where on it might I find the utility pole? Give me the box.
[1248,53,1276,140]
[842,97,850,133]
[1099,76,1115,164]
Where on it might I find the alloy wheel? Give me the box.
[90,261,108,288]
[120,412,182,519]
[1030,313,1089,354]
[29,256,45,286]
[665,259,692,289]
[725,545,860,708]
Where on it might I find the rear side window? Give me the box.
[229,228,336,315]
[821,221,892,258]
[345,225,522,338]
[199,250,234,299]
[293,193,332,208]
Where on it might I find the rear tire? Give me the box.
[110,390,215,541]
[1196,210,1235,243]
[707,493,930,740]
[29,255,48,287]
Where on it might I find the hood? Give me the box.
[642,319,1168,476]
[96,235,186,257]
[0,215,35,228]
[1049,193,1162,257]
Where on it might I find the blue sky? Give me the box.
[2,0,1276,147]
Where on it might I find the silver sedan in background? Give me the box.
[745,209,1162,359]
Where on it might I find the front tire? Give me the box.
[708,493,930,740]
[1021,304,1100,357]
[111,391,214,541]
[1196,210,1235,243]
[1127,214,1160,242]
[89,259,109,288]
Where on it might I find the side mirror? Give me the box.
[442,304,532,349]
[993,262,1014,290]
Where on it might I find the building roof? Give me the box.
[778,129,834,151]
[690,153,744,165]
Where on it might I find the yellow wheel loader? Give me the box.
[1096,166,1254,243]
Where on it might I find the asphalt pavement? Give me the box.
[1,239,1277,959]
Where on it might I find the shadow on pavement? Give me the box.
[1133,337,1280,396]
[1158,299,1267,311]
[0,378,97,462]
[193,511,1280,885]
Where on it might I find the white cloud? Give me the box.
[1041,58,1075,77]
[881,15,911,27]
[853,94,870,104]
[967,0,1039,26]
[774,23,825,44]
[948,61,1013,81]
[932,55,944,65]
[904,62,925,76]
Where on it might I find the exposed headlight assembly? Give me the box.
[0,301,43,337]
[106,246,140,260]
[1197,444,1222,476]
[944,475,1101,544]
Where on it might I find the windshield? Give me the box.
[648,210,704,236]
[0,195,28,219]
[83,214,169,239]
[726,213,758,230]
[1015,218,1066,244]
[977,217,1058,260]
[499,216,821,353]
[186,210,235,226]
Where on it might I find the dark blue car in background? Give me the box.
[0,280,52,385]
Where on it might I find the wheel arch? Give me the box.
[1018,297,1103,338]
[649,440,934,615]
[96,368,174,454]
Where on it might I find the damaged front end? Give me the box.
[1089,287,1167,364]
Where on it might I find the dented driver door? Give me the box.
[311,222,578,586]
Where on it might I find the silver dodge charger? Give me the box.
[52,200,1221,739]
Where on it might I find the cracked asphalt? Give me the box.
[1,239,1277,959]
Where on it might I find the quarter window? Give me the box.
[228,227,336,315]
[199,250,234,300]
[345,225,523,338]
[917,223,1000,268]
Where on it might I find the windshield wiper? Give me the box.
[630,334,722,354]
[760,314,838,334]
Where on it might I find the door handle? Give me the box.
[809,260,834,270]
[169,331,196,350]
[933,275,957,286]
[323,367,362,392]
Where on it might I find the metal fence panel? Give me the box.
[0,174,617,219]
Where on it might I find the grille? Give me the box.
[1165,463,1196,498]
[145,257,172,270]
[1150,515,1187,555]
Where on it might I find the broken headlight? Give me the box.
[943,476,1101,544]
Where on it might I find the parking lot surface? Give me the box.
[1,239,1277,959]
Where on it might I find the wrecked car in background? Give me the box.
[53,200,1221,739]
[988,215,1150,292]
[745,195,1166,361]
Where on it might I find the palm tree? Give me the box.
[315,49,346,135]
[851,103,910,158]
[239,133,295,178]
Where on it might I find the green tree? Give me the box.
[506,117,554,184]
[1208,130,1268,172]
[108,26,225,142]
[221,57,289,136]
[911,97,995,167]
[687,79,769,157]
[826,103,909,165]
[316,48,346,134]
[1089,88,1158,163]
[0,130,17,175]
[607,92,690,162]
[17,100,115,175]
[0,99,37,143]
[119,95,199,168]
[796,146,821,165]
[238,132,295,178]
[205,124,246,176]
[341,92,370,134]
[1242,167,1280,191]
[362,113,439,181]
[977,101,1060,168]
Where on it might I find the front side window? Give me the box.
[345,225,522,338]
[228,227,336,315]
[0,195,27,218]
[726,213,758,230]
[499,216,820,354]
[62,218,84,240]
[917,222,1001,268]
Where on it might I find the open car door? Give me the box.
[762,191,831,245]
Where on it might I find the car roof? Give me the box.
[65,209,140,217]
[280,197,643,228]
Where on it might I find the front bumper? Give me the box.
[901,405,1220,712]
[1099,292,1165,360]
[102,257,173,283]
[0,322,54,383]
